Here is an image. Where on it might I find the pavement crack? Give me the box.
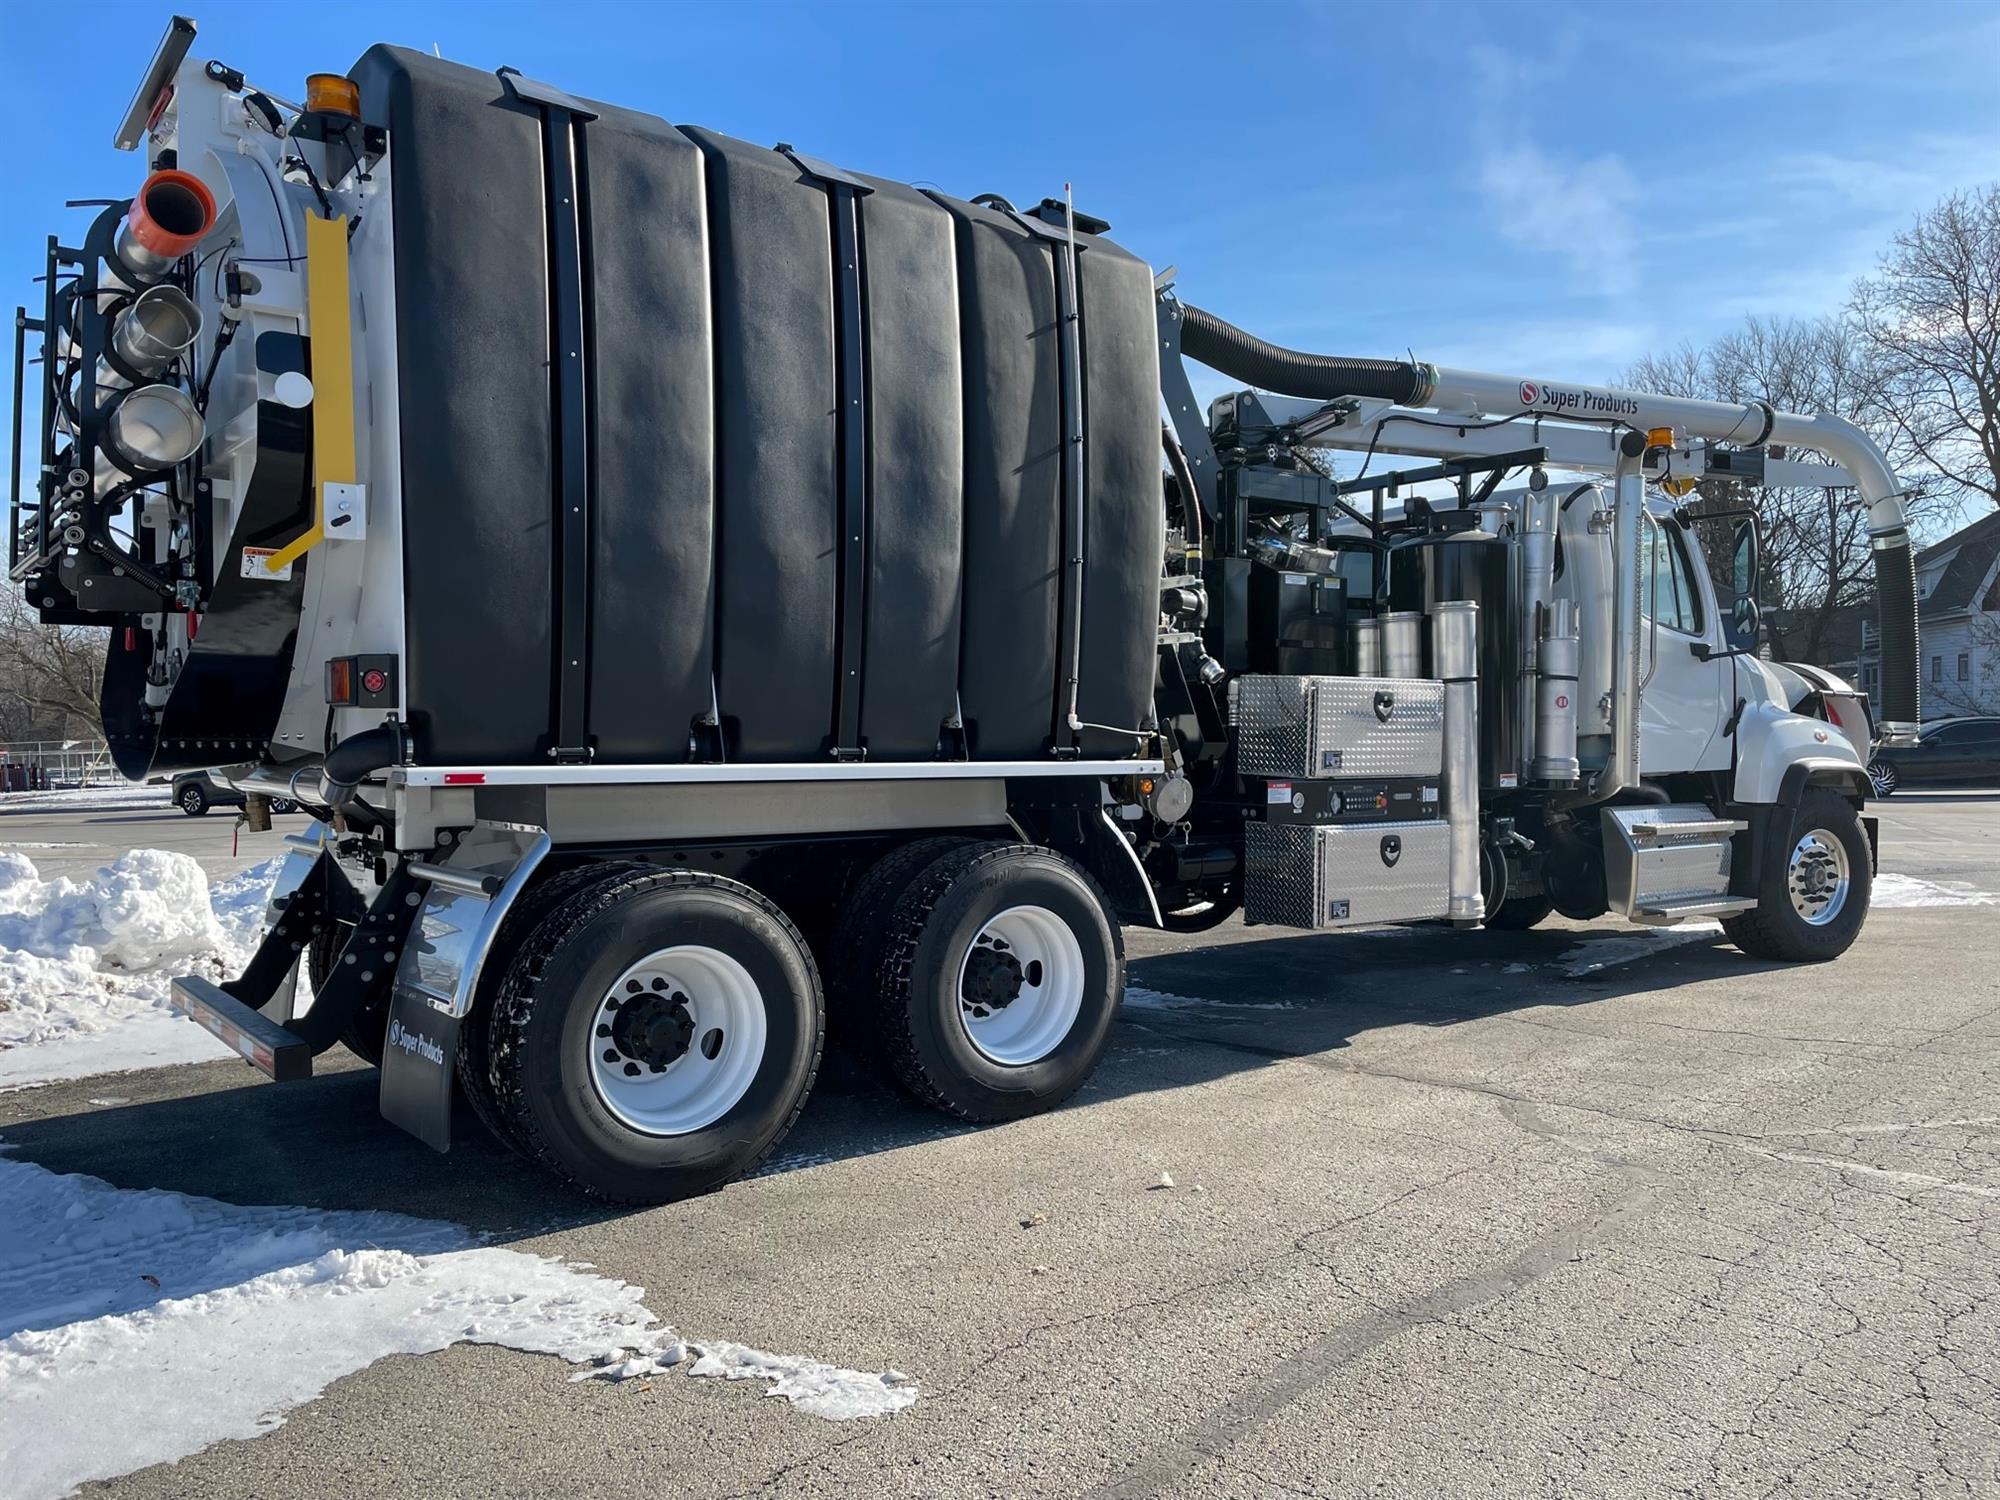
[1077,1102,1672,1500]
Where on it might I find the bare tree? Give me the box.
[0,593,107,741]
[1851,184,2000,511]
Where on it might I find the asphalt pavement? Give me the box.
[3,792,1998,1498]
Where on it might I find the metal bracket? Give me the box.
[496,66,599,120]
[1156,292,1220,536]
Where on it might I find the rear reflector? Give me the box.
[442,772,486,785]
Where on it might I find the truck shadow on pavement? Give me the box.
[0,919,1781,1237]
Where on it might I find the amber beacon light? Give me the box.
[305,72,361,119]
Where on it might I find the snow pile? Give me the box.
[0,1155,915,1499]
[0,853,284,1091]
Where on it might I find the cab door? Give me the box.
[1638,514,1727,771]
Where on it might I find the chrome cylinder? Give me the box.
[1350,616,1382,676]
[1531,599,1581,784]
[1517,486,1559,774]
[1434,601,1483,925]
[1380,610,1425,678]
[92,384,205,491]
[98,285,202,392]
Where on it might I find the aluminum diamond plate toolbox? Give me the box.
[1233,675,1444,779]
[1244,819,1452,929]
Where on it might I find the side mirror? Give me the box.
[1724,519,1762,653]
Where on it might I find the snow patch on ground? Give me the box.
[0,785,170,813]
[1871,873,1999,908]
[1552,921,1725,977]
[0,1156,915,1499]
[0,853,285,1091]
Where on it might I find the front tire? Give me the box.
[178,785,208,816]
[860,843,1122,1123]
[488,869,823,1203]
[1721,788,1872,962]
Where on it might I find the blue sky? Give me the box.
[4,0,1997,428]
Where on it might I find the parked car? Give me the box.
[172,769,298,817]
[1867,717,2000,796]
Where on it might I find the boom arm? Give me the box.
[1167,298,1922,746]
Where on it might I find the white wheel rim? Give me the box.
[1868,761,1895,794]
[1787,830,1851,927]
[956,905,1086,1066]
[587,945,766,1135]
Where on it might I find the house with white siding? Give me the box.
[1898,511,2000,718]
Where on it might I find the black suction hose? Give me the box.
[321,722,404,809]
[1177,302,1428,405]
[1872,536,1920,726]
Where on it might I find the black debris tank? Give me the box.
[1389,531,1520,786]
[350,46,1161,767]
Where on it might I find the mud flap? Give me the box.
[375,825,552,1152]
[379,990,461,1153]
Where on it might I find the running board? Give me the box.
[1630,895,1756,926]
[172,976,314,1081]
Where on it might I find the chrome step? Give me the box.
[1625,818,1748,841]
[1631,894,1756,925]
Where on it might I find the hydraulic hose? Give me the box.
[1872,535,1920,728]
[1177,302,1429,405]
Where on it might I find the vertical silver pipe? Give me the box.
[1434,600,1483,924]
[1350,616,1381,676]
[1591,446,1646,801]
[1517,484,1559,774]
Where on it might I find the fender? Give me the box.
[1731,698,1867,804]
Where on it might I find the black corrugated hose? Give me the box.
[322,722,405,809]
[1177,302,1427,405]
[1872,536,1920,725]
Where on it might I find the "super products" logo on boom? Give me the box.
[1518,380,1639,417]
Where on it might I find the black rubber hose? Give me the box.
[1177,302,1427,405]
[322,722,404,807]
[1160,421,1204,552]
[1871,535,1920,726]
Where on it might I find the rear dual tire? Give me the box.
[833,842,1122,1122]
[482,869,823,1203]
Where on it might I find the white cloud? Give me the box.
[1474,143,1642,297]
[1466,42,1641,298]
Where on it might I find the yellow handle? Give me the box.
[262,212,354,573]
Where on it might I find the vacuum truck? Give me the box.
[10,18,1922,1201]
